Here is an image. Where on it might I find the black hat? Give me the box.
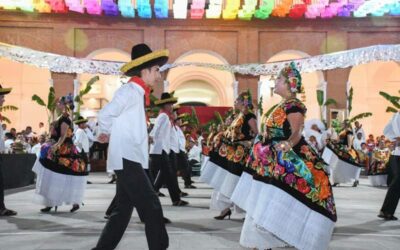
[0,84,12,95]
[74,116,88,125]
[154,92,178,106]
[121,43,169,76]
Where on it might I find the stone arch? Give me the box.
[348,61,400,137]
[259,50,325,121]
[0,57,51,132]
[78,48,130,118]
[166,50,236,106]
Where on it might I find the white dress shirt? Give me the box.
[84,127,95,148]
[149,113,171,155]
[188,145,201,162]
[170,125,180,154]
[177,127,186,153]
[74,127,90,153]
[0,125,5,153]
[98,82,149,170]
[384,112,400,156]
[353,138,365,151]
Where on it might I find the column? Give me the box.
[163,80,169,93]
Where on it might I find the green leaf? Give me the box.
[349,112,373,123]
[81,76,99,95]
[316,90,324,106]
[214,111,224,125]
[324,98,337,107]
[191,107,200,127]
[379,91,400,110]
[32,94,46,107]
[347,87,353,115]
[0,105,18,112]
[47,87,56,111]
[1,116,11,124]
[386,107,398,113]
[257,96,263,116]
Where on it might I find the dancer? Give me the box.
[323,120,363,187]
[149,93,188,206]
[378,112,400,220]
[33,93,87,213]
[200,91,257,220]
[0,84,17,217]
[92,43,169,250]
[240,62,336,250]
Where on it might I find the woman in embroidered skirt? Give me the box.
[239,62,337,250]
[33,94,88,213]
[322,120,363,187]
[200,91,257,219]
[368,140,391,186]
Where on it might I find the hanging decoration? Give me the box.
[222,0,240,20]
[118,0,135,18]
[0,0,398,19]
[65,0,85,13]
[238,0,257,21]
[206,0,223,19]
[254,0,274,20]
[102,0,119,16]
[190,0,205,19]
[1,42,399,77]
[271,0,293,17]
[0,0,34,12]
[289,0,310,19]
[320,0,347,19]
[154,0,169,19]
[84,0,102,15]
[137,0,152,18]
[173,0,188,19]
[304,0,328,18]
[44,0,68,13]
[33,0,52,13]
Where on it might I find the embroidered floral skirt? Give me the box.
[241,138,336,250]
[200,139,252,201]
[40,141,88,176]
[322,143,363,184]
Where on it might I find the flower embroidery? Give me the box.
[297,178,311,194]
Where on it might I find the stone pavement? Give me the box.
[1,174,399,250]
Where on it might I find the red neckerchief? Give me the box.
[129,77,151,107]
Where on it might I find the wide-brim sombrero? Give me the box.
[121,43,169,76]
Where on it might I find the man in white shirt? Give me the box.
[175,116,196,188]
[353,121,366,141]
[188,138,202,165]
[2,123,8,139]
[0,84,17,217]
[353,132,365,151]
[93,43,169,250]
[379,112,400,221]
[38,122,46,136]
[3,132,14,153]
[149,93,188,206]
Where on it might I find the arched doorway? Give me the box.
[348,61,400,137]
[259,50,324,121]
[78,48,130,118]
[166,50,235,106]
[0,57,50,132]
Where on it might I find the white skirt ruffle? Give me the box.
[368,175,388,187]
[231,171,253,211]
[322,147,361,184]
[32,159,87,207]
[240,213,289,249]
[199,160,240,198]
[243,179,335,250]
